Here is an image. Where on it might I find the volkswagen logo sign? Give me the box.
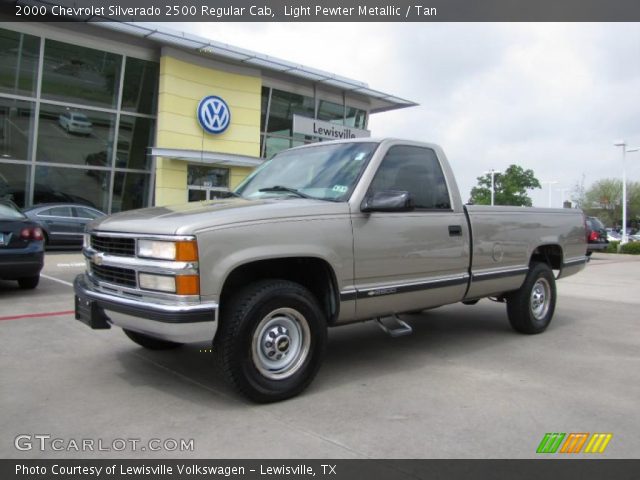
[197,95,231,134]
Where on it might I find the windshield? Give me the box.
[235,142,379,201]
[588,218,605,230]
[0,202,26,220]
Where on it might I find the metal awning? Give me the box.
[150,147,264,168]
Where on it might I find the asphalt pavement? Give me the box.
[1,252,638,459]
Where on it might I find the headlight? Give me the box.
[138,273,200,295]
[137,240,198,261]
[139,273,176,293]
[138,240,176,260]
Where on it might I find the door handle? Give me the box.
[448,225,462,236]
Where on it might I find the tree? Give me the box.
[583,178,640,227]
[571,173,587,209]
[469,164,541,206]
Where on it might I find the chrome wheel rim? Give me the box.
[251,307,311,380]
[530,278,551,320]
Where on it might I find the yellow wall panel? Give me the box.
[156,159,187,189]
[155,53,262,205]
[159,75,261,109]
[156,187,187,205]
[161,57,261,92]
[230,167,255,189]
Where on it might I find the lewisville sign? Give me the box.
[293,115,370,140]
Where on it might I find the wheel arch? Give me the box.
[218,256,340,326]
[529,244,563,270]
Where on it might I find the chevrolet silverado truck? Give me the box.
[74,139,587,402]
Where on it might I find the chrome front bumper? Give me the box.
[74,274,218,344]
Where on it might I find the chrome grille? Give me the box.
[91,264,137,288]
[91,235,135,257]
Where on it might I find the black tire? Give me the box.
[214,279,327,403]
[506,262,556,334]
[123,329,183,350]
[18,275,39,289]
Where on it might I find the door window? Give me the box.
[74,207,102,219]
[40,206,73,217]
[368,146,451,210]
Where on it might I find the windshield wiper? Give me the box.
[258,185,314,199]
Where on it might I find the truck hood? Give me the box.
[89,198,351,236]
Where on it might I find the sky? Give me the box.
[168,22,640,207]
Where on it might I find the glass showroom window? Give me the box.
[0,163,30,208]
[264,137,305,160]
[187,165,230,201]
[41,39,122,109]
[112,172,150,213]
[0,98,35,161]
[34,165,110,211]
[118,115,155,170]
[36,104,116,167]
[318,99,344,124]
[263,88,317,158]
[121,57,159,115]
[0,29,40,98]
[345,106,367,129]
[267,89,315,137]
[260,86,269,132]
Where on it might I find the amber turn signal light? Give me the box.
[175,241,199,262]
[175,275,200,295]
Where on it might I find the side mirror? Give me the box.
[361,190,414,213]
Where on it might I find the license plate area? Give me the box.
[75,295,111,329]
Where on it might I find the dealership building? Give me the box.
[0,19,415,213]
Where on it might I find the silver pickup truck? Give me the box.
[74,139,587,402]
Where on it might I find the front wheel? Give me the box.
[215,279,327,403]
[506,262,556,334]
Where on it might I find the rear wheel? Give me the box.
[123,329,183,350]
[506,262,556,334]
[17,276,39,290]
[215,279,327,403]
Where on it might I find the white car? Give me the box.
[58,112,92,135]
[606,230,621,242]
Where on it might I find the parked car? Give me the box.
[24,204,105,247]
[58,112,92,135]
[585,216,608,255]
[0,199,44,289]
[606,230,621,242]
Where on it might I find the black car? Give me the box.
[23,203,105,247]
[586,216,608,256]
[0,199,45,289]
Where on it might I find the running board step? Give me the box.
[376,315,413,338]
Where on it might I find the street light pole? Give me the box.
[542,181,558,208]
[558,188,570,207]
[484,169,501,206]
[616,140,639,244]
